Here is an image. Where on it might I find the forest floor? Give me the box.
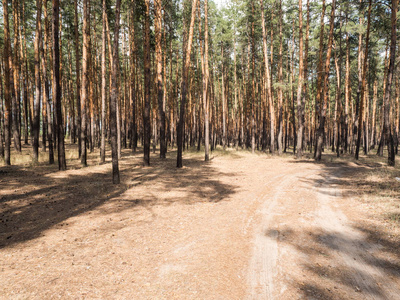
[1,143,400,299]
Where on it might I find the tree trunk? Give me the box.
[313,0,326,158]
[290,26,296,154]
[0,65,4,158]
[363,83,369,155]
[21,1,29,146]
[334,47,342,157]
[201,0,210,161]
[74,0,81,155]
[33,0,42,164]
[42,0,54,164]
[110,0,122,183]
[81,0,89,166]
[2,0,13,165]
[116,94,121,158]
[355,0,372,160]
[303,0,310,154]
[177,0,198,168]
[296,0,304,158]
[353,0,364,156]
[221,45,227,150]
[100,0,107,163]
[344,17,350,153]
[382,0,397,166]
[52,0,66,170]
[277,0,283,155]
[370,79,378,148]
[251,0,256,154]
[155,0,166,158]
[130,0,137,153]
[315,0,335,161]
[143,0,151,166]
[260,0,275,155]
[12,0,21,152]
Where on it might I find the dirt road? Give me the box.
[245,158,400,299]
[1,150,400,299]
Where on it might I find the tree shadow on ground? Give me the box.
[274,155,400,299]
[292,153,400,207]
[0,149,237,249]
[267,224,400,299]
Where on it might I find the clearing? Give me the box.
[1,145,400,299]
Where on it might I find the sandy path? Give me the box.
[246,163,316,299]
[1,151,400,299]
[246,160,400,299]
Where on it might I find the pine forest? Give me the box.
[1,0,400,298]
